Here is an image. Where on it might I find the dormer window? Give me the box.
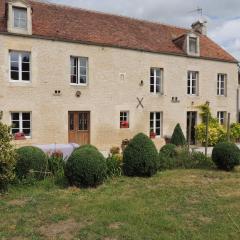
[13,7,27,29]
[189,37,197,54]
[187,34,200,56]
[7,1,32,35]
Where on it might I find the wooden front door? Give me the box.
[68,111,90,145]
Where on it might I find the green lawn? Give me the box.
[1,169,240,240]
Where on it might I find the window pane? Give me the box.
[12,113,19,120]
[22,62,29,71]
[22,72,30,81]
[69,113,74,131]
[80,67,87,76]
[12,121,20,128]
[22,121,30,128]
[10,52,19,62]
[22,112,30,120]
[23,128,31,136]
[150,85,154,93]
[71,75,77,84]
[80,58,87,67]
[150,112,154,120]
[11,71,19,80]
[12,128,20,134]
[11,61,19,71]
[156,69,160,77]
[80,76,86,84]
[22,53,30,62]
[150,76,154,85]
[156,112,161,119]
[156,128,161,136]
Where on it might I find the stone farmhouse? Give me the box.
[0,0,238,151]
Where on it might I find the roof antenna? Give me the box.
[188,7,203,18]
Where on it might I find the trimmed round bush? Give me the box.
[65,147,107,187]
[160,144,177,158]
[123,133,158,177]
[16,146,47,180]
[212,142,240,171]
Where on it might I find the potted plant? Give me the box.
[150,131,156,139]
[120,121,129,128]
[14,132,26,140]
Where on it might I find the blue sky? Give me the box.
[49,0,240,61]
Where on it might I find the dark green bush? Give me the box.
[212,142,240,171]
[16,146,47,180]
[158,147,215,171]
[170,123,186,146]
[65,147,107,187]
[160,144,177,158]
[0,117,16,192]
[106,154,123,177]
[78,144,98,151]
[190,151,215,169]
[123,133,158,177]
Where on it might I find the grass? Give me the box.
[1,169,240,240]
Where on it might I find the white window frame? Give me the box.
[217,74,227,96]
[120,111,129,128]
[150,68,163,94]
[13,6,27,30]
[11,112,32,139]
[150,112,162,137]
[217,111,226,125]
[9,51,31,83]
[70,56,88,86]
[187,34,200,56]
[187,71,198,95]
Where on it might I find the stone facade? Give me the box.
[0,34,238,151]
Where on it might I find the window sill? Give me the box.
[9,80,31,84]
[70,83,88,87]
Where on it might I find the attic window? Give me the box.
[13,7,27,29]
[189,37,198,54]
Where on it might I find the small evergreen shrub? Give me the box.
[160,144,177,158]
[106,154,123,177]
[191,151,215,169]
[0,117,16,192]
[16,146,47,180]
[212,142,240,171]
[65,147,107,187]
[123,133,158,177]
[78,144,98,151]
[170,124,186,146]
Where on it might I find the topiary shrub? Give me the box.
[0,115,16,192]
[212,142,240,171]
[123,133,158,177]
[65,147,107,187]
[16,146,47,180]
[160,144,177,158]
[170,124,186,146]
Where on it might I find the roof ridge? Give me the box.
[30,0,190,31]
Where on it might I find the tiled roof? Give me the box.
[0,0,237,63]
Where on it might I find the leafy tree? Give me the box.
[0,112,16,192]
[170,124,186,146]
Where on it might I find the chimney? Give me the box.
[191,20,207,35]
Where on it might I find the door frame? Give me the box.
[68,111,91,145]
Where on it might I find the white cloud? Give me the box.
[48,0,240,60]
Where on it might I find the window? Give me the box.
[217,74,227,96]
[70,56,88,85]
[10,51,30,82]
[120,111,129,128]
[13,7,27,29]
[11,112,31,138]
[187,71,198,95]
[78,112,89,130]
[150,112,162,136]
[217,111,226,125]
[189,37,198,54]
[150,68,163,94]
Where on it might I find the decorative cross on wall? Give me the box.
[136,97,144,109]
